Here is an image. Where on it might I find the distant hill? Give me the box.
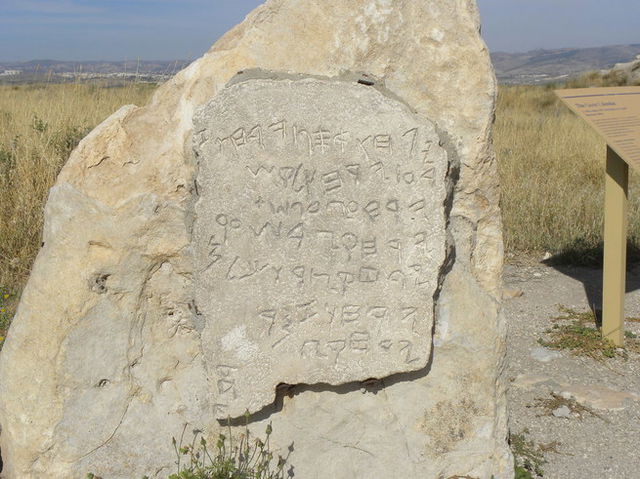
[0,59,191,84]
[0,59,190,74]
[2,44,640,85]
[492,44,640,84]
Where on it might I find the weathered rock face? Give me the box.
[194,74,450,418]
[0,1,510,478]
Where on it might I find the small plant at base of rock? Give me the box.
[169,419,291,479]
[509,429,550,478]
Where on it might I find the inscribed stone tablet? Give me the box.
[193,75,450,417]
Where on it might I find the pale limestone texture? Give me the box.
[607,54,640,84]
[0,1,511,478]
[193,75,449,418]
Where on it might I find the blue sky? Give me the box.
[0,0,638,61]
[479,0,640,53]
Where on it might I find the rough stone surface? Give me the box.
[556,384,639,411]
[0,1,509,478]
[607,54,640,84]
[194,75,449,417]
[530,346,562,363]
[552,405,571,418]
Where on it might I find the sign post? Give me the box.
[602,146,628,346]
[556,86,640,347]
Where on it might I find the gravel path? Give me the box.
[504,260,640,479]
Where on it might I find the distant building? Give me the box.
[0,70,21,76]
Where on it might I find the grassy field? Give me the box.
[0,74,638,338]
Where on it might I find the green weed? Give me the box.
[86,421,291,479]
[510,429,558,478]
[538,306,640,359]
[169,421,291,479]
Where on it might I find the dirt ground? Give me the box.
[504,258,640,479]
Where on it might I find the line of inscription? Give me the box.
[300,334,421,365]
[258,302,421,333]
[207,219,433,251]
[213,122,433,160]
[248,196,432,221]
[259,302,423,351]
[205,258,433,292]
[244,161,437,194]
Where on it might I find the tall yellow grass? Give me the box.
[495,84,640,261]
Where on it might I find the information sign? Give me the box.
[556,87,640,346]
[556,87,640,169]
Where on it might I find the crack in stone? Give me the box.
[77,393,133,461]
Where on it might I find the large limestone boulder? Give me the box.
[0,1,510,478]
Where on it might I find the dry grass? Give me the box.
[533,392,605,421]
[495,82,640,263]
[564,69,640,89]
[0,82,155,322]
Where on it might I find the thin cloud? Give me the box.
[96,0,209,4]
[0,14,181,28]
[3,0,104,15]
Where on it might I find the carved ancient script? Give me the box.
[193,76,450,417]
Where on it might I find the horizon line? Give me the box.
[2,41,640,64]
